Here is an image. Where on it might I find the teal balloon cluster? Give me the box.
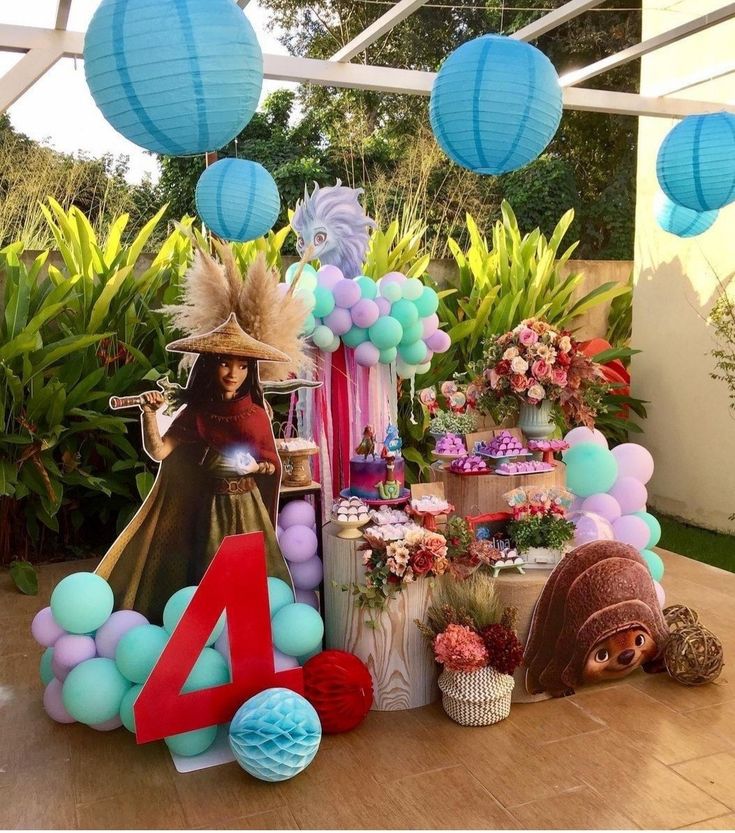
[284,263,450,378]
[229,688,322,782]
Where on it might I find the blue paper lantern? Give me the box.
[656,112,735,211]
[229,688,321,782]
[195,159,280,242]
[654,192,717,238]
[84,0,263,156]
[430,35,562,175]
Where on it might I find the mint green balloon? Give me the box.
[268,577,294,617]
[183,647,230,692]
[119,683,144,733]
[401,278,424,301]
[295,288,316,312]
[641,549,664,582]
[115,624,169,684]
[312,325,335,350]
[163,586,224,646]
[324,335,341,353]
[355,276,377,299]
[342,326,368,347]
[369,316,403,350]
[634,511,662,549]
[165,725,218,757]
[390,299,419,328]
[313,286,335,318]
[62,657,130,725]
[272,603,324,657]
[396,357,416,378]
[379,281,402,303]
[379,347,397,363]
[399,321,423,346]
[302,313,316,336]
[399,340,428,365]
[564,443,618,498]
[40,647,54,685]
[50,572,113,634]
[415,361,432,376]
[286,262,318,286]
[414,286,439,317]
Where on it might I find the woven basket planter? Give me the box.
[438,666,514,727]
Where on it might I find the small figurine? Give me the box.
[381,423,403,458]
[376,456,401,500]
[356,425,376,460]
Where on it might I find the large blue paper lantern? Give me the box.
[655,192,718,238]
[195,158,280,242]
[84,0,263,156]
[430,35,562,175]
[229,688,321,782]
[656,112,735,211]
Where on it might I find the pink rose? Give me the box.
[551,368,568,387]
[532,360,550,379]
[510,373,528,392]
[518,327,538,347]
[488,369,500,389]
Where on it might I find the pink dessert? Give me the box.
[495,460,555,476]
[476,430,529,459]
[436,433,466,455]
[450,455,488,474]
[527,439,570,453]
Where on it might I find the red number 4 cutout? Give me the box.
[134,531,304,744]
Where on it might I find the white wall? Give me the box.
[633,0,735,532]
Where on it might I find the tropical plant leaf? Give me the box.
[9,560,38,595]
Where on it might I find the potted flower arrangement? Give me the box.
[503,486,575,568]
[429,409,478,439]
[476,318,608,438]
[417,574,524,727]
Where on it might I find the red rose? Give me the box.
[556,351,571,367]
[411,550,434,576]
[387,573,402,585]
[496,360,512,376]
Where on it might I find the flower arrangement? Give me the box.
[429,409,478,437]
[477,318,608,427]
[503,486,575,553]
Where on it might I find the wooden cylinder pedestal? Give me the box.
[323,524,438,711]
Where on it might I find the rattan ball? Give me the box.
[663,604,699,632]
[664,624,724,686]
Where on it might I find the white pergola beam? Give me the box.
[0,46,64,111]
[511,0,606,42]
[55,0,73,31]
[330,0,429,62]
[561,2,735,87]
[648,60,735,97]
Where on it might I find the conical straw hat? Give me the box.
[166,313,290,362]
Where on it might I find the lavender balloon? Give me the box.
[612,443,655,485]
[289,555,323,591]
[295,589,320,610]
[612,515,650,550]
[381,271,407,285]
[355,341,380,367]
[273,648,299,671]
[653,580,665,608]
[374,296,391,317]
[421,313,439,339]
[569,511,614,547]
[564,427,608,449]
[317,265,343,288]
[324,307,353,337]
[608,476,648,515]
[31,606,66,647]
[279,499,316,530]
[351,298,380,329]
[95,610,149,660]
[581,493,622,523]
[279,525,318,563]
[426,329,451,354]
[332,278,362,309]
[43,679,76,724]
[53,634,97,681]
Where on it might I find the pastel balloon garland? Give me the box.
[282,264,451,377]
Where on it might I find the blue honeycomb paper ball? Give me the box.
[228,688,321,782]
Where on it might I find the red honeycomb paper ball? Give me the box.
[303,650,373,733]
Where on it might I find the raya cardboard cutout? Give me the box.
[524,540,669,697]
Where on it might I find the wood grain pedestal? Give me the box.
[323,523,438,711]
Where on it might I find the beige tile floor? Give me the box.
[1,549,733,830]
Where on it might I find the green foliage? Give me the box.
[710,279,735,413]
[9,559,38,594]
[361,214,430,280]
[508,514,575,552]
[607,272,634,351]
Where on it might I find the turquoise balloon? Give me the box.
[312,325,335,350]
[165,725,218,757]
[119,683,143,733]
[313,286,335,318]
[414,286,439,318]
[634,511,662,549]
[183,647,230,692]
[286,262,318,285]
[62,657,130,725]
[40,647,54,685]
[297,647,322,665]
[268,577,295,617]
[115,624,169,684]
[641,549,664,582]
[369,316,403,350]
[390,299,419,328]
[355,276,377,299]
[162,586,224,646]
[271,603,324,658]
[564,442,618,498]
[399,340,428,365]
[379,282,402,303]
[302,313,316,336]
[401,278,424,301]
[379,347,397,364]
[400,321,424,346]
[50,572,114,634]
[342,326,368,348]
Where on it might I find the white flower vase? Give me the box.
[522,546,567,569]
[518,400,555,440]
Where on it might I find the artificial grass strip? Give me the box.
[658,513,735,574]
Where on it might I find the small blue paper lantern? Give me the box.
[430,35,562,175]
[84,0,263,156]
[195,159,280,242]
[229,688,321,782]
[656,112,735,211]
[655,192,718,238]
